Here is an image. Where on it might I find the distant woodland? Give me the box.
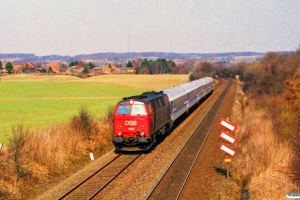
[0,51,266,63]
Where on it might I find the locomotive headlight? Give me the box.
[118,126,122,129]
[117,132,123,137]
[140,132,145,137]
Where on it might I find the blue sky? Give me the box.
[0,0,299,56]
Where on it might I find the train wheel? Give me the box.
[185,108,190,115]
[168,120,173,129]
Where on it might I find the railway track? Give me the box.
[58,153,142,199]
[56,79,229,200]
[147,79,232,199]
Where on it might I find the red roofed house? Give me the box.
[13,65,23,73]
[22,63,36,73]
[92,66,111,75]
[110,65,117,73]
[48,62,60,73]
[103,66,111,74]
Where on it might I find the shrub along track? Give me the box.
[36,79,235,200]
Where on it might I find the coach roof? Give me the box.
[161,85,187,101]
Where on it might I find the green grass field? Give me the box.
[0,74,188,142]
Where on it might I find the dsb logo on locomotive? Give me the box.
[125,120,137,126]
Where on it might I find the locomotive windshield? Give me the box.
[116,102,146,115]
[131,104,146,115]
[117,105,130,114]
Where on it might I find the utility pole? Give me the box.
[127,27,129,63]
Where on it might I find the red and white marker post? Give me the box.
[219,118,237,132]
[220,144,236,157]
[218,118,237,179]
[219,131,236,144]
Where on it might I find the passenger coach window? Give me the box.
[132,105,146,115]
[117,105,130,114]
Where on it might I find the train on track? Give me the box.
[113,77,214,151]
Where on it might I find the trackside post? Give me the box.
[218,118,237,181]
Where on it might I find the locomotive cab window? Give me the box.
[117,105,130,114]
[132,104,146,115]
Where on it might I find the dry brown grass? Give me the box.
[234,111,296,199]
[227,81,298,199]
[0,108,114,199]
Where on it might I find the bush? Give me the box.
[0,124,32,197]
[0,107,114,198]
[70,106,96,140]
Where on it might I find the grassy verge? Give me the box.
[214,81,299,199]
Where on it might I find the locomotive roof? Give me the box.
[122,91,166,103]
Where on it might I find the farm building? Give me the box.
[48,62,60,73]
[23,63,37,73]
[12,65,23,73]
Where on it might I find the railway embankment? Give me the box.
[212,80,299,199]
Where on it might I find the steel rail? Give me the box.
[146,79,229,199]
[57,153,123,199]
[175,79,232,199]
[88,153,142,199]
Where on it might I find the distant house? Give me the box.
[0,69,8,74]
[114,67,135,73]
[12,65,23,73]
[92,67,103,75]
[66,66,84,74]
[48,62,60,73]
[102,66,111,74]
[91,66,111,75]
[114,68,126,73]
[110,65,117,73]
[126,67,135,73]
[22,63,36,73]
[173,59,186,65]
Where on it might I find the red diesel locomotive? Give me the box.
[113,91,170,151]
[113,77,214,151]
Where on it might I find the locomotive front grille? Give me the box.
[122,136,138,143]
